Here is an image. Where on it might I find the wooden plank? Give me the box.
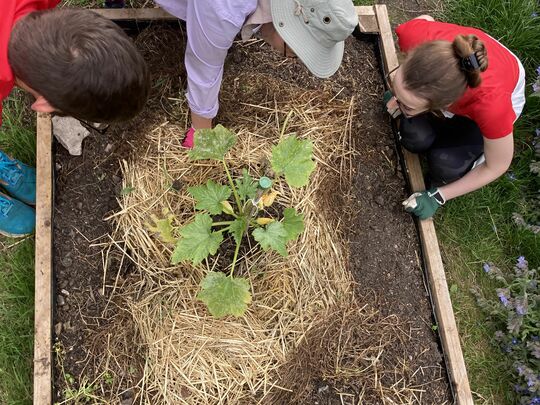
[91,7,177,20]
[34,113,53,405]
[374,5,474,405]
[356,6,379,33]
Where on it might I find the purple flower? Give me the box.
[483,263,491,273]
[537,66,540,75]
[517,256,528,269]
[512,338,519,345]
[506,172,517,181]
[497,289,510,306]
[515,297,528,315]
[533,336,540,341]
[531,397,540,405]
[527,375,537,388]
[517,364,526,375]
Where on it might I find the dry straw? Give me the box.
[108,76,422,404]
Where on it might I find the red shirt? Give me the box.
[0,0,60,126]
[396,19,521,139]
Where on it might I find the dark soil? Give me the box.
[53,8,449,404]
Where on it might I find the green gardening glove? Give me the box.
[402,188,446,220]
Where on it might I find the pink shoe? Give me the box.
[182,127,195,149]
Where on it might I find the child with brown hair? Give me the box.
[386,15,526,219]
[0,1,150,237]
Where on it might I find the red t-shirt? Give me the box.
[0,0,61,126]
[396,19,521,139]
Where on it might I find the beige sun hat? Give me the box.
[271,0,358,78]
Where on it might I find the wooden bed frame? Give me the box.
[33,6,473,404]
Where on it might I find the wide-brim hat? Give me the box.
[271,0,358,78]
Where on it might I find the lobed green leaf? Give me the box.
[271,135,316,188]
[197,272,252,318]
[188,180,232,215]
[282,208,305,242]
[171,214,223,265]
[252,222,288,257]
[188,125,237,161]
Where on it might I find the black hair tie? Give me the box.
[460,53,480,71]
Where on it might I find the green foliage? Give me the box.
[235,169,258,201]
[197,272,252,318]
[474,259,540,403]
[188,180,232,215]
[159,125,312,317]
[252,222,289,257]
[0,240,34,405]
[188,125,236,161]
[271,135,316,187]
[229,217,247,245]
[282,208,305,242]
[171,214,224,265]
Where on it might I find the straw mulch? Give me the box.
[107,76,422,404]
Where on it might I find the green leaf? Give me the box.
[271,135,316,188]
[188,180,232,215]
[252,222,288,257]
[146,210,177,244]
[188,125,237,161]
[121,186,135,195]
[197,272,252,318]
[235,169,258,201]
[228,217,247,245]
[171,214,223,265]
[282,208,304,242]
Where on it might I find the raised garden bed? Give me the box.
[34,6,472,405]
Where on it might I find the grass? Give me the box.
[0,239,35,405]
[435,0,540,403]
[0,92,36,405]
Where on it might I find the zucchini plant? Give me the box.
[148,124,315,318]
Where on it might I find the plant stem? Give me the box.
[280,110,294,138]
[223,160,243,212]
[230,227,245,278]
[212,221,233,226]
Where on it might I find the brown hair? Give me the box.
[401,34,488,110]
[8,9,150,123]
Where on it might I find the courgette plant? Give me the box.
[148,123,315,318]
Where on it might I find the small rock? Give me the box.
[104,143,114,153]
[171,179,183,191]
[52,116,90,156]
[55,163,62,171]
[57,295,65,306]
[61,289,70,296]
[61,257,73,268]
[317,385,329,394]
[54,322,62,336]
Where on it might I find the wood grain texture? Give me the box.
[91,7,176,20]
[356,6,379,33]
[374,5,474,404]
[34,113,53,405]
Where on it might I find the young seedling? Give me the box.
[148,123,315,318]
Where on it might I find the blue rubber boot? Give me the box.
[0,192,35,237]
[0,150,36,205]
